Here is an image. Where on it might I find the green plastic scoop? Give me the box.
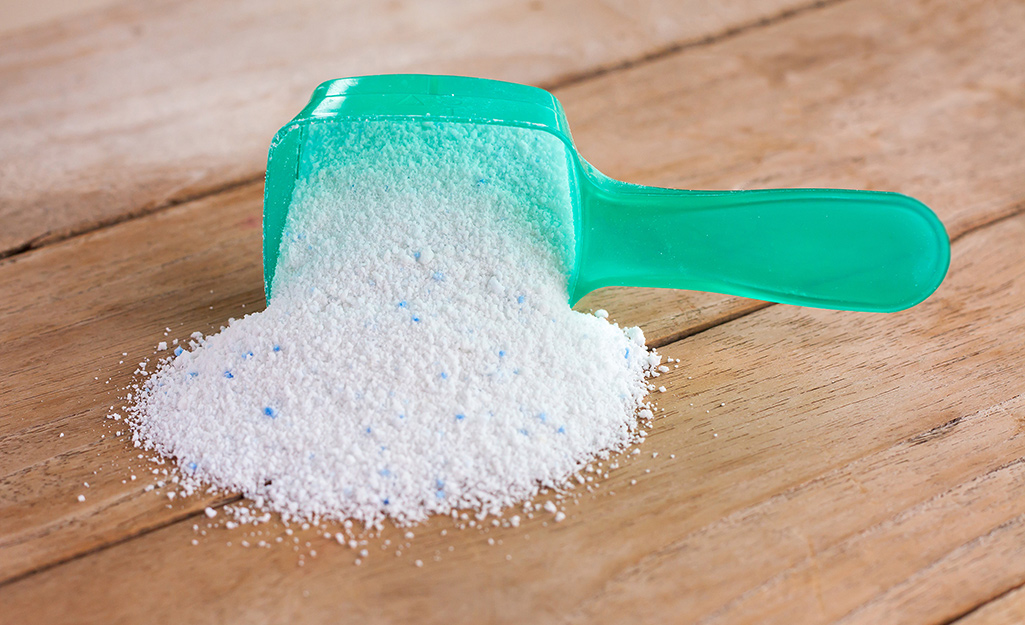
[264,74,949,312]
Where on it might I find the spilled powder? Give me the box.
[126,120,659,528]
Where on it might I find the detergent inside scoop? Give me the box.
[270,119,579,303]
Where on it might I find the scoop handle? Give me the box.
[570,167,950,312]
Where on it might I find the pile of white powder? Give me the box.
[127,120,659,528]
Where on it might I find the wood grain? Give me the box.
[3,0,1025,592]
[3,0,1025,620]
[0,0,816,256]
[3,185,1025,625]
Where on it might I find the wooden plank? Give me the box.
[3,179,1025,625]
[956,585,1025,625]
[0,0,816,257]
[3,0,1025,586]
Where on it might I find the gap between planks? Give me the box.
[0,174,264,261]
[546,0,846,92]
[949,583,1025,625]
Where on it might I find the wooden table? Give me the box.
[2,1,1024,622]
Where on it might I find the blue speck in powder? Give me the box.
[558,426,566,434]
[432,272,445,281]
[397,300,408,308]
[188,462,198,471]
[439,372,448,379]
[263,406,276,418]
[498,350,506,358]
[477,178,488,185]
[383,498,390,505]
[517,295,525,304]
[436,490,445,498]
[537,412,547,422]
[625,347,630,359]
[412,315,421,323]
[174,346,183,356]
[413,251,421,260]
[398,414,406,420]
[365,426,372,434]
[273,345,281,352]
[244,351,254,359]
[379,468,391,477]
[223,371,233,379]
[456,413,465,421]
[188,371,198,378]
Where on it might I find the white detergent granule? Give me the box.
[127,120,657,528]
